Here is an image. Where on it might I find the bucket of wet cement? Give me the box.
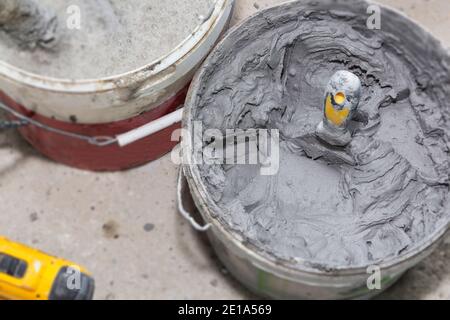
[0,0,234,171]
[180,0,450,299]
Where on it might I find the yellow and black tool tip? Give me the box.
[49,267,95,300]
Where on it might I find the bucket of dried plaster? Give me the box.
[0,0,234,170]
[180,0,450,299]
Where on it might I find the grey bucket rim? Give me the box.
[181,0,450,277]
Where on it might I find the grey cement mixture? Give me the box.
[192,0,450,268]
[0,0,59,50]
[0,0,214,79]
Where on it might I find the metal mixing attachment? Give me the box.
[316,70,362,146]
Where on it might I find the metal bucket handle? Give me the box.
[2,99,210,233]
[0,100,183,147]
[1,98,211,231]
[177,169,211,232]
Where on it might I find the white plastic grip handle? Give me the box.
[116,107,184,147]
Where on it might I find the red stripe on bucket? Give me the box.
[0,86,187,171]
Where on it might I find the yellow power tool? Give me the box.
[0,237,94,300]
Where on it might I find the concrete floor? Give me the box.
[0,0,449,300]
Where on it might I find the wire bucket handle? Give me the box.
[177,168,211,232]
[0,100,184,148]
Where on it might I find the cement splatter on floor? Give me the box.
[102,220,120,240]
[143,223,155,232]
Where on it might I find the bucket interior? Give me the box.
[0,0,217,80]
